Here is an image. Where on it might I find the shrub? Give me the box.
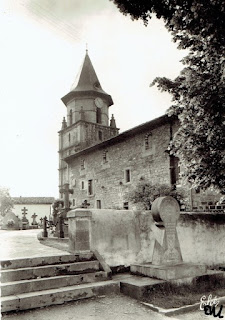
[128,182,187,210]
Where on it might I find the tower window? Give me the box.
[81,159,85,170]
[69,109,72,125]
[81,181,85,190]
[96,107,101,124]
[72,199,75,206]
[68,133,71,143]
[96,200,101,209]
[103,151,108,163]
[98,131,103,141]
[125,169,131,183]
[88,180,93,195]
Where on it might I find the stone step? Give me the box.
[1,271,108,296]
[131,263,207,280]
[1,253,94,270]
[1,260,100,282]
[120,270,225,300]
[1,280,120,313]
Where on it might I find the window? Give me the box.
[96,107,101,123]
[145,132,152,150]
[72,199,75,206]
[68,133,71,143]
[81,181,85,190]
[88,180,93,195]
[98,131,103,141]
[69,109,72,125]
[81,159,85,170]
[123,202,129,210]
[125,169,131,183]
[170,156,180,186]
[96,200,101,209]
[103,151,108,163]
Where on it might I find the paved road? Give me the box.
[0,229,69,260]
[2,294,180,320]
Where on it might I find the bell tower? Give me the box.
[58,50,119,190]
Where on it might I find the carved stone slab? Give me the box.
[151,196,183,265]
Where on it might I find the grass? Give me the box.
[142,276,225,309]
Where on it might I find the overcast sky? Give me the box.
[0,0,186,198]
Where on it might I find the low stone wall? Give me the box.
[67,209,225,268]
[90,209,154,267]
[177,213,225,267]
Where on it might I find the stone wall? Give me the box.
[68,122,171,209]
[68,209,225,268]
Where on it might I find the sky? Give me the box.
[0,0,187,198]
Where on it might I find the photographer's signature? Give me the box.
[200,295,224,318]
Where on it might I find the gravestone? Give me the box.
[31,213,38,225]
[151,196,183,265]
[59,183,73,211]
[1,211,21,230]
[54,184,73,238]
[21,207,29,230]
[39,217,44,226]
[131,196,207,280]
[31,213,38,229]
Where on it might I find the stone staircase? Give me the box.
[1,252,119,313]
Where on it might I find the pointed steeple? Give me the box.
[110,114,117,128]
[71,51,105,94]
[61,51,113,106]
[61,117,67,130]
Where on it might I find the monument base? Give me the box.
[131,263,207,280]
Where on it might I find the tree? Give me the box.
[0,187,14,217]
[111,0,225,194]
[128,182,187,210]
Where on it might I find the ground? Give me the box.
[0,229,223,320]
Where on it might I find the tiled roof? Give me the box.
[61,51,113,106]
[12,197,55,205]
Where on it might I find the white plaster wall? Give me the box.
[89,210,225,267]
[177,213,225,266]
[90,209,154,267]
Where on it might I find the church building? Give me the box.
[58,51,222,212]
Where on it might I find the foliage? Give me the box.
[111,0,225,193]
[7,219,15,227]
[0,187,14,217]
[128,182,186,210]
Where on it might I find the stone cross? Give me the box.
[21,207,28,218]
[151,196,183,265]
[31,213,38,225]
[40,217,44,225]
[60,183,73,209]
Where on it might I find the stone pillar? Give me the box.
[67,209,92,254]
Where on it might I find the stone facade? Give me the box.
[63,116,178,210]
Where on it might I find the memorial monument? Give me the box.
[131,196,207,280]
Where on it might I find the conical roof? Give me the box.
[61,51,113,106]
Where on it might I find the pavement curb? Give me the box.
[141,295,225,316]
